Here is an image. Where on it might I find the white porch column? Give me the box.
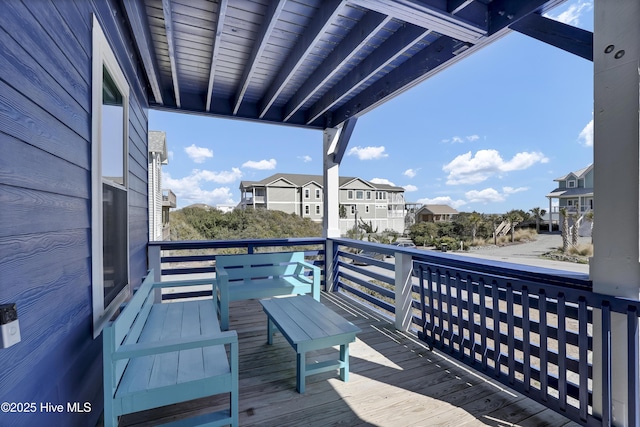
[323,127,342,292]
[323,127,342,239]
[548,197,553,232]
[591,2,640,425]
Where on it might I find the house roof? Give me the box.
[148,130,168,161]
[547,187,594,198]
[120,0,587,130]
[240,173,404,191]
[554,163,593,181]
[418,204,459,215]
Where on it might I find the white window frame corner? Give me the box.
[91,15,131,338]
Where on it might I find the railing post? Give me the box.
[394,252,413,332]
[324,239,336,292]
[147,244,162,302]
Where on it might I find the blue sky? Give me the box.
[149,0,594,214]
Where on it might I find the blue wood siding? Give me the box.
[0,1,149,425]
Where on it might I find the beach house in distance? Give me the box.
[546,164,593,234]
[240,173,406,235]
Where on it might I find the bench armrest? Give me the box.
[295,261,321,300]
[114,330,238,360]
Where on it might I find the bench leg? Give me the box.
[267,317,275,345]
[340,343,350,382]
[297,351,306,393]
[220,293,229,331]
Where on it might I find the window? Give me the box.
[568,180,576,188]
[91,16,130,338]
[315,205,320,215]
[305,205,310,215]
[356,190,364,200]
[304,188,310,199]
[315,189,321,199]
[351,205,356,214]
[365,205,370,213]
[366,191,371,200]
[347,190,353,199]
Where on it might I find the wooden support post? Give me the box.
[591,2,640,425]
[395,252,413,331]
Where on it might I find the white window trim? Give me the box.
[304,204,310,215]
[315,189,321,199]
[91,15,131,338]
[304,188,310,199]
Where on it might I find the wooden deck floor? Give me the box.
[119,292,580,427]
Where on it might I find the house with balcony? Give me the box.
[546,164,593,234]
[2,1,640,427]
[240,173,406,234]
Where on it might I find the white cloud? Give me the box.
[403,168,418,178]
[464,186,529,204]
[242,158,277,170]
[195,168,243,184]
[465,188,505,203]
[443,149,549,185]
[545,0,593,26]
[502,186,528,195]
[347,146,388,160]
[416,196,466,209]
[163,171,238,206]
[184,144,213,163]
[403,184,418,192]
[370,178,395,186]
[578,119,593,147]
[299,155,312,163]
[442,135,480,144]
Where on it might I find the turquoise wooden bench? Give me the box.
[215,252,320,330]
[259,295,361,393]
[103,271,238,427]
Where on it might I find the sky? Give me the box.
[149,0,594,214]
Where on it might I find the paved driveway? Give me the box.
[454,232,590,274]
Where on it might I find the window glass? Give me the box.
[102,67,125,186]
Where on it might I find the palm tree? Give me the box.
[585,211,594,244]
[570,213,579,247]
[505,210,524,243]
[560,207,569,253]
[468,212,483,241]
[529,207,547,233]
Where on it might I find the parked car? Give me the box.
[392,241,416,249]
[352,250,385,266]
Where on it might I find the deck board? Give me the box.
[118,291,580,427]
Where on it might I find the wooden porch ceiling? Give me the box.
[122,0,591,130]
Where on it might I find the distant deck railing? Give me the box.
[148,237,639,427]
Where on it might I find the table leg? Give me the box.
[297,351,306,393]
[267,317,274,345]
[340,343,349,382]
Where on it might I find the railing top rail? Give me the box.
[150,237,325,250]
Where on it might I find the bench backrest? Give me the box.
[103,270,156,397]
[215,252,305,282]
